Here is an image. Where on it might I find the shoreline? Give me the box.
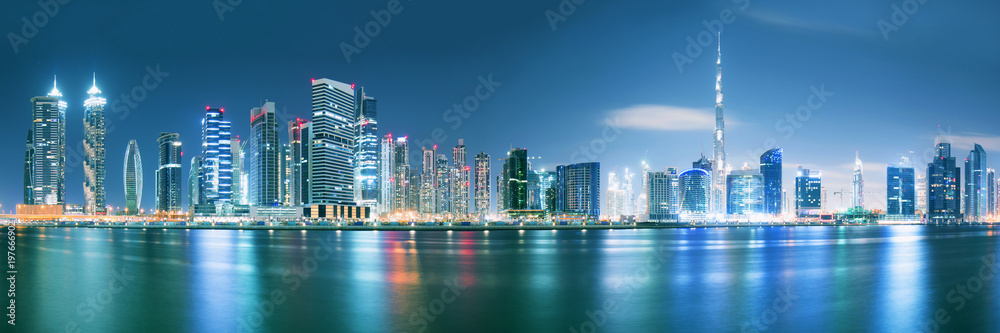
[8,221,997,231]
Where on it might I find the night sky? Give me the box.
[2,0,997,212]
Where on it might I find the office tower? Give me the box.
[928,141,961,221]
[474,152,491,217]
[852,152,864,210]
[760,148,783,215]
[727,169,764,215]
[989,168,996,217]
[679,168,711,220]
[392,136,411,212]
[249,102,280,206]
[607,169,625,219]
[189,156,203,209]
[964,144,988,220]
[693,155,713,173]
[435,154,450,214]
[496,174,506,213]
[821,187,828,213]
[282,143,292,205]
[124,140,143,214]
[637,159,651,217]
[23,130,33,205]
[408,172,420,213]
[647,168,679,221]
[451,140,470,217]
[916,173,928,214]
[200,107,233,205]
[231,138,245,205]
[378,134,395,215]
[528,170,555,211]
[310,79,355,205]
[501,148,529,213]
[420,147,436,214]
[156,133,183,213]
[83,75,107,214]
[353,87,379,210]
[887,164,915,216]
[555,162,601,218]
[795,167,822,217]
[30,78,67,206]
[712,34,727,217]
[288,119,311,206]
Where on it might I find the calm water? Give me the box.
[14,225,1000,332]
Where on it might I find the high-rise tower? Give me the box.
[124,140,143,214]
[31,77,67,206]
[852,152,864,210]
[712,33,727,217]
[200,107,233,205]
[249,101,280,206]
[83,74,107,214]
[310,79,355,205]
[353,87,379,210]
[156,133,183,213]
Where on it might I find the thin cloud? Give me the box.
[605,105,721,131]
[942,133,1000,153]
[744,10,873,37]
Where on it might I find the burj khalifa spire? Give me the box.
[712,32,726,217]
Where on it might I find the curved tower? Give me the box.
[84,74,107,214]
[124,140,143,214]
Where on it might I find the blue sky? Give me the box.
[1,0,997,212]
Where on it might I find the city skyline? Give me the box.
[2,0,999,213]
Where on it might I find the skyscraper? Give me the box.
[647,168,679,221]
[712,33,727,217]
[230,137,246,205]
[23,130,33,205]
[420,147,436,214]
[474,152,491,217]
[451,140,470,217]
[393,136,411,212]
[852,152,864,210]
[795,167,822,217]
[249,102,280,206]
[310,78,355,205]
[124,140,143,215]
[156,133,183,213]
[637,158,651,218]
[989,168,996,218]
[555,162,601,219]
[378,134,395,215]
[928,141,961,222]
[527,170,555,211]
[282,143,292,205]
[200,107,233,205]
[760,148,783,215]
[501,148,529,213]
[353,87,379,210]
[288,119,311,206]
[435,153,450,214]
[189,156,202,210]
[916,173,928,214]
[964,143,988,220]
[679,168,711,220]
[30,78,67,206]
[727,169,764,215]
[83,74,107,214]
[887,164,915,216]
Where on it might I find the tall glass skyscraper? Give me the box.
[679,168,711,220]
[501,148,529,212]
[795,167,822,217]
[310,78,355,205]
[189,156,202,209]
[353,87,379,210]
[288,119,311,206]
[30,78,67,206]
[451,140,470,217]
[435,154,450,214]
[378,134,395,215]
[83,75,107,214]
[852,152,864,210]
[474,152,491,217]
[393,136,411,212]
[230,137,246,205]
[760,148,783,215]
[124,140,143,214]
[647,168,679,221]
[156,133,183,213]
[249,102,280,206]
[23,130,33,205]
[928,141,961,222]
[965,143,988,220]
[528,170,555,211]
[555,162,600,218]
[887,164,915,216]
[727,169,763,215]
[420,146,437,214]
[200,107,233,205]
